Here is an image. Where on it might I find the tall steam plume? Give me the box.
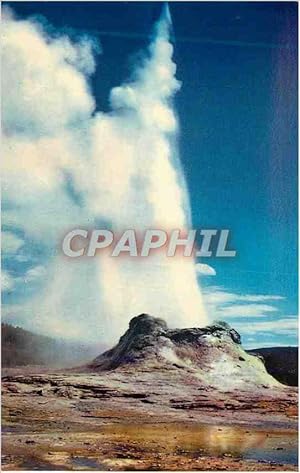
[2,5,207,343]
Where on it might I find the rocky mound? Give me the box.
[90,314,282,391]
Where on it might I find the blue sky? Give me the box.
[2,2,298,348]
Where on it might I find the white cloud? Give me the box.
[245,340,298,349]
[14,254,29,263]
[218,303,278,318]
[203,286,284,306]
[1,271,15,292]
[2,231,24,254]
[195,263,216,276]
[2,10,96,137]
[238,294,284,302]
[235,317,298,336]
[24,265,46,283]
[202,286,285,321]
[1,265,46,294]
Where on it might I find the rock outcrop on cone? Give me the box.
[89,314,282,391]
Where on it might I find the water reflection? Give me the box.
[105,423,298,465]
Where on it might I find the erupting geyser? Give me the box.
[2,5,207,343]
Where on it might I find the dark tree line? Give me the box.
[2,323,100,367]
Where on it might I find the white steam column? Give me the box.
[95,3,208,339]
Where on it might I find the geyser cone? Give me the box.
[90,314,282,392]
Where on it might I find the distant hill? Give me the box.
[247,347,298,386]
[1,323,101,368]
